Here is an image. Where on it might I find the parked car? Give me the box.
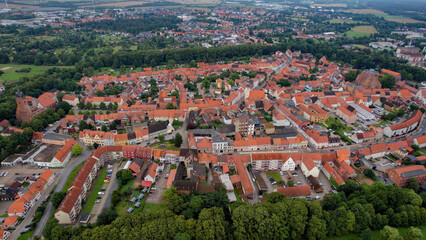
[100,189,106,191]
[127,207,134,213]
[96,197,102,199]
[95,200,100,203]
[151,187,157,191]
[104,180,110,183]
[280,171,284,176]
[138,194,144,200]
[130,197,137,203]
[292,173,298,177]
[134,202,141,208]
[105,176,111,180]
[98,192,104,195]
[4,172,8,177]
[142,187,148,193]
[331,186,336,190]
[107,171,112,174]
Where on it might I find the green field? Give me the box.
[81,166,108,214]
[329,19,364,24]
[62,162,85,192]
[266,172,283,184]
[0,64,72,83]
[143,203,164,213]
[151,141,180,151]
[345,25,378,37]
[326,225,426,240]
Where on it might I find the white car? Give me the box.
[95,200,100,203]
[98,192,105,195]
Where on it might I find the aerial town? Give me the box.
[0,0,425,240]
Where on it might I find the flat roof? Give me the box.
[42,132,72,141]
[33,144,62,162]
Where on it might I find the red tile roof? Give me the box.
[276,186,311,197]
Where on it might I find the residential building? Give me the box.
[386,165,426,187]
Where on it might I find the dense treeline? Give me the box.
[75,40,426,82]
[0,67,83,123]
[78,15,182,34]
[41,181,425,240]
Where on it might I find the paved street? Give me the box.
[32,147,91,239]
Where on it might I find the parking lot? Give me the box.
[0,164,60,186]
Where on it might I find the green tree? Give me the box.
[287,179,294,187]
[68,109,75,115]
[163,186,185,214]
[363,169,376,180]
[116,169,132,185]
[91,110,97,115]
[174,133,183,147]
[159,134,165,142]
[97,208,118,226]
[403,227,423,240]
[306,215,326,240]
[380,226,402,240]
[85,102,92,109]
[99,102,106,110]
[196,207,226,240]
[166,102,176,109]
[379,75,396,89]
[31,119,44,131]
[406,178,419,192]
[72,144,83,155]
[77,101,85,109]
[51,192,66,208]
[360,228,372,240]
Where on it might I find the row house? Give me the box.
[233,135,272,152]
[384,110,422,137]
[251,153,296,172]
[8,170,54,218]
[55,157,100,224]
[51,138,77,168]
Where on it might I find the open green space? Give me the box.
[325,117,352,132]
[151,141,180,151]
[329,19,364,24]
[372,121,390,127]
[266,172,283,183]
[17,230,34,240]
[0,64,72,83]
[326,225,426,240]
[143,203,164,213]
[62,162,85,192]
[345,25,378,37]
[81,166,108,214]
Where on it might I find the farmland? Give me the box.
[345,25,378,37]
[349,8,425,24]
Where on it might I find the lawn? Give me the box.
[17,230,34,240]
[144,203,164,213]
[266,172,284,184]
[325,225,426,240]
[325,117,352,132]
[0,64,71,83]
[172,120,184,129]
[151,141,180,151]
[345,25,378,37]
[62,162,84,192]
[81,166,108,214]
[372,121,390,127]
[234,189,242,202]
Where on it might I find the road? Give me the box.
[90,161,119,224]
[7,173,58,240]
[32,147,91,239]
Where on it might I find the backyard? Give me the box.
[266,172,284,186]
[151,141,180,151]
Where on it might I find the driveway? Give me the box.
[145,164,170,204]
[259,172,275,193]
